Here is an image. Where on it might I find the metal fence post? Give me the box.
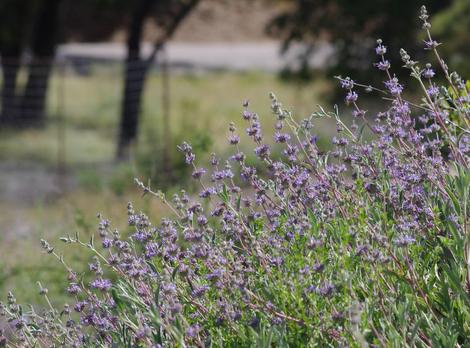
[56,57,66,192]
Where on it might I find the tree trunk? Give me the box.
[21,58,54,126]
[117,58,149,159]
[0,0,32,126]
[116,0,201,160]
[0,53,20,125]
[21,0,61,126]
[116,0,154,160]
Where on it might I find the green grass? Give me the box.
[0,189,170,306]
[0,68,333,166]
[0,67,336,305]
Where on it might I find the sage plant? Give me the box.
[1,6,469,347]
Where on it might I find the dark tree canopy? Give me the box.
[432,0,470,77]
[267,0,452,80]
[0,0,200,137]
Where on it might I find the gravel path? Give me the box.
[58,41,333,72]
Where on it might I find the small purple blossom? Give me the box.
[228,135,240,145]
[211,169,234,181]
[73,301,88,313]
[424,39,439,49]
[375,40,387,55]
[384,77,403,95]
[185,153,195,164]
[394,235,416,247]
[67,283,81,295]
[186,324,200,338]
[254,144,270,159]
[340,77,354,90]
[102,238,112,248]
[230,151,245,162]
[177,142,195,164]
[191,167,206,179]
[345,91,358,103]
[90,278,112,292]
[427,86,439,98]
[422,66,435,79]
[375,60,391,71]
[199,187,216,198]
[274,132,290,143]
[242,110,252,120]
[145,242,159,258]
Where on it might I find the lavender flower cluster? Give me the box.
[1,6,470,347]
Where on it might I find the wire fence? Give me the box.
[0,55,170,170]
[0,58,166,118]
[0,53,180,200]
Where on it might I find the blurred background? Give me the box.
[0,0,467,305]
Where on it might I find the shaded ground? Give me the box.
[0,162,84,242]
[0,162,72,206]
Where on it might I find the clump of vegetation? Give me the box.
[1,6,470,347]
